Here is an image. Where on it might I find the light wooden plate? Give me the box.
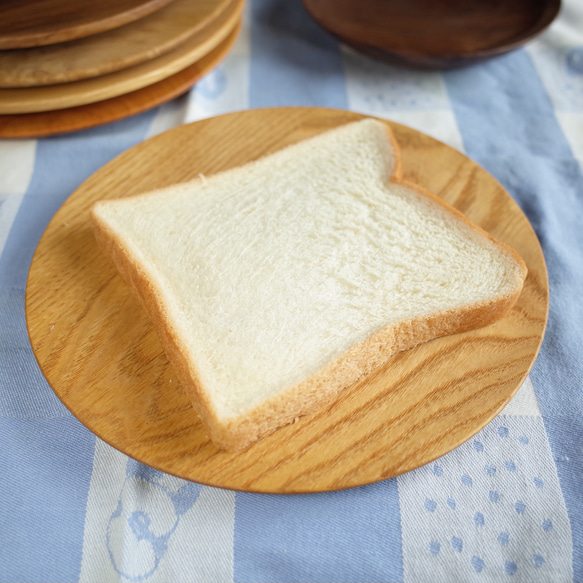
[0,0,232,88]
[0,0,176,50]
[0,0,243,114]
[26,108,548,494]
[0,24,240,139]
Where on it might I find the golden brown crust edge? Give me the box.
[212,285,524,450]
[91,207,224,441]
[90,120,527,452]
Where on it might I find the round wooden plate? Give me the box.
[0,0,243,114]
[0,0,232,88]
[26,108,548,494]
[0,24,240,139]
[0,0,176,50]
[303,0,560,68]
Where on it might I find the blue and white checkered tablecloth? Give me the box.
[2,0,583,581]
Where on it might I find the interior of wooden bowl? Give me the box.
[303,0,560,67]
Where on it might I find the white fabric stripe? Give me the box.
[341,45,464,151]
[554,112,583,168]
[79,439,235,583]
[0,139,37,257]
[79,440,131,583]
[161,487,235,582]
[526,0,583,169]
[0,139,37,195]
[0,191,27,259]
[526,40,583,114]
[500,377,543,417]
[529,1,582,57]
[146,94,191,139]
[527,29,583,167]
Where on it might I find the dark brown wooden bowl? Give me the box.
[302,0,561,68]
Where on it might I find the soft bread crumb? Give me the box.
[91,119,527,450]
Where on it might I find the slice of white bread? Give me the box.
[91,119,527,451]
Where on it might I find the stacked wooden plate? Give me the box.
[0,0,244,138]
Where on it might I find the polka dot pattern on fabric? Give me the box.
[397,416,572,582]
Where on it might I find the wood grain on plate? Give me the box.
[0,0,232,88]
[26,108,548,494]
[0,0,176,50]
[0,24,240,139]
[0,0,243,114]
[303,0,560,68]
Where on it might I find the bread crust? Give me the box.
[91,121,527,451]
